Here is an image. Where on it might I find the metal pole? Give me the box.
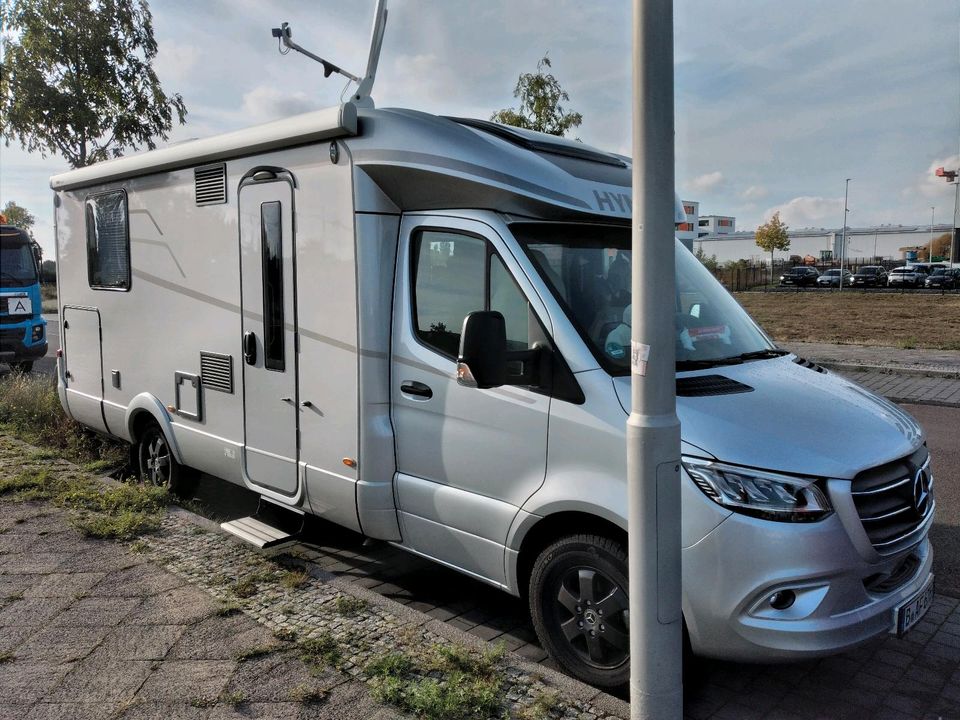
[953,179,959,265]
[839,178,850,292]
[629,1,682,718]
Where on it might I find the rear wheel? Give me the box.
[136,422,196,496]
[529,534,631,688]
[9,361,33,373]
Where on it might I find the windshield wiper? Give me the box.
[736,348,790,361]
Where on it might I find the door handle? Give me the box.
[400,381,433,399]
[243,331,257,365]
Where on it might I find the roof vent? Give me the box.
[676,375,754,397]
[793,356,827,373]
[195,164,227,206]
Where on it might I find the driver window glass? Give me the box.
[490,255,531,351]
[413,231,486,358]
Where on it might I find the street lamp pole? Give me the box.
[839,178,850,292]
[628,0,683,718]
[930,206,935,262]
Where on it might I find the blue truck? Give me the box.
[0,223,48,373]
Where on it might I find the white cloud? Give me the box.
[687,171,725,193]
[741,185,768,200]
[240,86,320,124]
[763,196,845,229]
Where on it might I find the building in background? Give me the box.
[676,200,699,249]
[695,224,955,265]
[698,215,736,236]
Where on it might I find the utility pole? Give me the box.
[628,1,682,718]
[930,206,935,262]
[838,179,850,292]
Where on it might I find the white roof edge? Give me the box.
[50,103,358,191]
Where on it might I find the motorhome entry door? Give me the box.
[238,178,299,496]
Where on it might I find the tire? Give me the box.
[529,534,631,688]
[9,361,33,373]
[136,422,197,496]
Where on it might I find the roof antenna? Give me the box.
[271,0,388,109]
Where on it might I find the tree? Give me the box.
[916,233,952,262]
[755,212,790,278]
[1,201,35,235]
[491,55,582,137]
[0,0,187,168]
[694,245,719,272]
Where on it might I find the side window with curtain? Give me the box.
[85,190,130,290]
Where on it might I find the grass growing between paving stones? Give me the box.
[0,372,127,466]
[334,595,368,616]
[0,465,169,540]
[366,643,505,720]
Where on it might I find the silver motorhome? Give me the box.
[50,15,935,690]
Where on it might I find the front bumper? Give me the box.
[683,506,933,662]
[0,319,48,363]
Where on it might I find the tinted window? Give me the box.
[260,201,285,371]
[0,241,37,286]
[85,190,129,290]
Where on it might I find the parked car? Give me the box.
[779,266,820,286]
[816,268,853,287]
[888,266,927,288]
[925,267,960,289]
[852,266,888,287]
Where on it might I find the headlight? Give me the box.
[682,457,832,522]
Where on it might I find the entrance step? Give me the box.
[220,496,305,549]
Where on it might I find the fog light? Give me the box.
[32,324,44,342]
[769,590,796,610]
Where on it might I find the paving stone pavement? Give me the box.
[0,501,409,720]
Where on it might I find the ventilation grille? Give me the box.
[200,352,233,393]
[793,356,827,373]
[675,375,754,397]
[195,164,227,206]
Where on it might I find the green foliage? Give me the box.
[0,201,35,233]
[333,595,368,616]
[0,0,187,168]
[491,55,582,137]
[694,246,719,272]
[366,643,504,720]
[299,633,342,668]
[755,211,790,267]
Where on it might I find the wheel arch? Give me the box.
[124,393,185,464]
[509,508,627,599]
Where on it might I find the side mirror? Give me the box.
[457,311,506,389]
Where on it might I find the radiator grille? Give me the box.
[200,352,233,393]
[851,447,933,556]
[195,164,227,206]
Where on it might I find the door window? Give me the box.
[260,201,285,371]
[413,230,535,359]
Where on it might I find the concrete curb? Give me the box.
[817,360,960,380]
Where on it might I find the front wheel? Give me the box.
[529,534,631,688]
[136,422,196,495]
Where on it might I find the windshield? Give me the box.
[931,269,946,276]
[0,242,38,287]
[824,270,840,276]
[512,223,776,375]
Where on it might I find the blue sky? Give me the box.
[1,0,958,258]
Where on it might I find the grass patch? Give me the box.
[216,600,242,617]
[0,651,14,664]
[219,690,246,707]
[333,595,368,617]
[188,696,217,709]
[0,373,127,467]
[366,643,505,720]
[290,683,327,704]
[2,591,23,601]
[734,292,960,350]
[281,569,310,590]
[299,633,341,669]
[274,627,298,642]
[0,467,169,540]
[228,569,276,599]
[129,539,150,553]
[518,690,562,720]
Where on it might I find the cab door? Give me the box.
[390,215,551,585]
[238,176,299,496]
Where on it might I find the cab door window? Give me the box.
[412,229,536,359]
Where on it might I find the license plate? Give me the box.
[895,574,934,637]
[4,297,32,315]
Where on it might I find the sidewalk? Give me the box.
[783,342,960,407]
